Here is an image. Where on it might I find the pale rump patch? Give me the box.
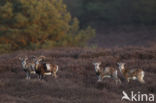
[56,65,58,72]
[141,71,144,77]
[141,71,144,79]
[31,71,36,74]
[44,72,52,75]
[103,75,111,78]
[46,64,51,71]
[104,67,111,72]
[132,76,137,80]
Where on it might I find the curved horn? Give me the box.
[32,55,36,58]
[38,56,46,59]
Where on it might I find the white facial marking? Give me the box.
[36,60,40,65]
[21,59,27,69]
[93,63,101,72]
[118,63,125,71]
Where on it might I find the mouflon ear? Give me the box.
[117,62,121,65]
[19,57,23,60]
[93,62,98,65]
[96,62,101,65]
[38,58,43,62]
[24,56,28,60]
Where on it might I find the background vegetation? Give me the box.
[64,0,156,27]
[0,0,95,53]
[0,0,156,53]
[63,0,156,48]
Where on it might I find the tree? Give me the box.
[0,0,95,52]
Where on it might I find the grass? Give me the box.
[0,47,156,103]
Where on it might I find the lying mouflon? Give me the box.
[93,62,121,84]
[117,62,145,83]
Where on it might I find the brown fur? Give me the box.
[19,57,36,79]
[123,69,144,83]
[100,67,116,77]
[35,62,58,79]
[93,63,121,84]
[118,63,145,83]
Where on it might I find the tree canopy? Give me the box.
[0,0,95,52]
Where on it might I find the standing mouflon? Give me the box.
[117,62,145,84]
[19,56,36,79]
[33,56,58,79]
[93,62,121,84]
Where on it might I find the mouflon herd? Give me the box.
[19,56,58,80]
[19,56,145,84]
